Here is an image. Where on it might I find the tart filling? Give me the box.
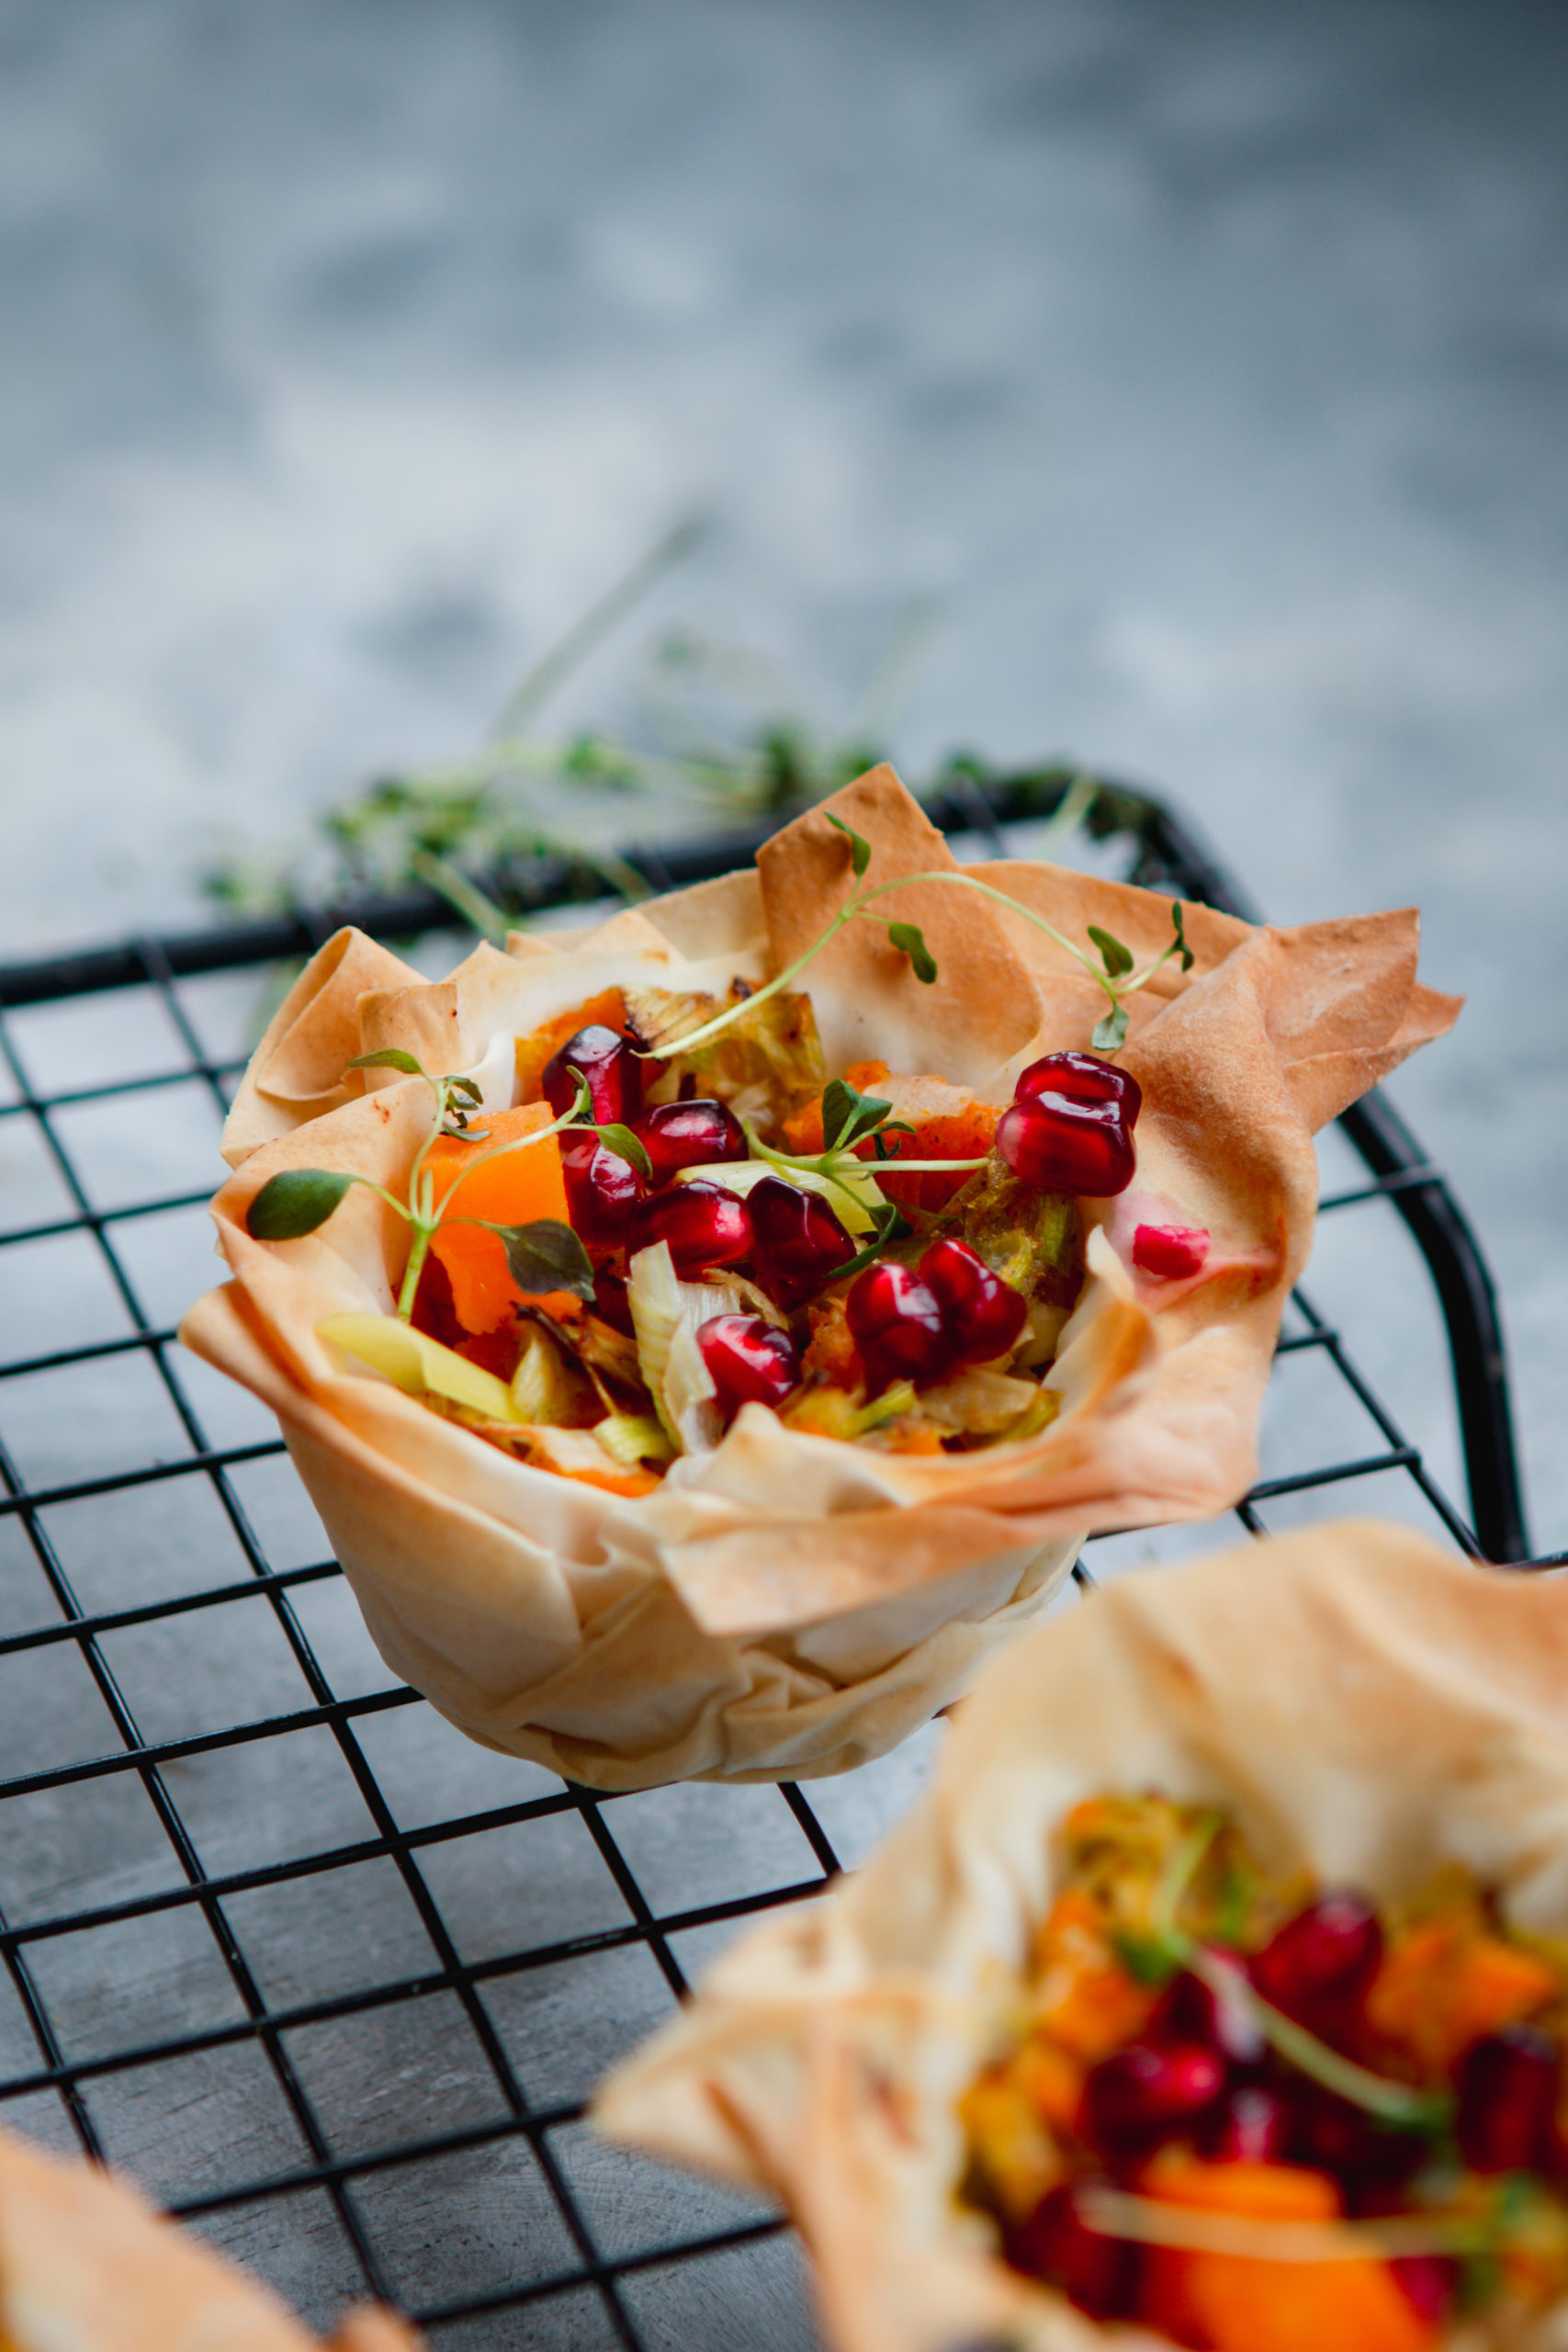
[962,1792,1568,2349]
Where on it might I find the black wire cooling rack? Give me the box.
[0,777,1532,2349]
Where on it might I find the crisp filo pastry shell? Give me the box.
[594,1522,1568,2352]
[0,2124,420,2351]
[181,769,1458,1789]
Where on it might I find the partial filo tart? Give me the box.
[181,769,1458,1789]
[594,1522,1568,2351]
[0,2125,420,2352]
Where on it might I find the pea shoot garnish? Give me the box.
[643,812,1195,1066]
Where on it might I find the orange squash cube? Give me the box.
[1138,2155,1436,2352]
[513,989,628,1106]
[425,1102,575,1333]
[1367,1912,1558,2075]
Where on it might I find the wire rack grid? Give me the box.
[0,781,1531,2350]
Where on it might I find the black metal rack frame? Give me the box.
[0,777,1532,2347]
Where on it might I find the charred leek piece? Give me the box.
[318,1313,521,1422]
[593,1411,676,1470]
[626,1243,750,1455]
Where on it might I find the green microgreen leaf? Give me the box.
[826,811,872,878]
[822,1077,894,1153]
[1171,899,1195,972]
[1088,924,1134,978]
[246,1168,356,1240]
[824,1202,913,1284]
[1112,1929,1187,1988]
[886,920,938,983]
[591,1122,654,1182]
[869,1119,916,1162]
[1092,1003,1130,1053]
[493,1218,596,1303]
[345,1047,427,1077]
[447,1075,484,1102]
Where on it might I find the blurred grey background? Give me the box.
[3,0,1562,1535]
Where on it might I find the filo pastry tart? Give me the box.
[0,2125,419,2351]
[181,769,1457,1790]
[594,1522,1568,2352]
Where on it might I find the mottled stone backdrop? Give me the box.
[3,0,1565,1517]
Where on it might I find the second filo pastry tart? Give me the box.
[595,1523,1568,2352]
[0,2122,420,2351]
[181,767,1457,1788]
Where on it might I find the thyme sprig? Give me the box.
[245,1052,609,1320]
[647,815,1195,1065]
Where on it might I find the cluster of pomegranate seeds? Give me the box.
[531,1019,1117,1427]
[697,1314,799,1418]
[541,1024,758,1270]
[996,1049,1141,1198]
[1002,1877,1568,2336]
[919,1237,1029,1363]
[844,1236,1027,1395]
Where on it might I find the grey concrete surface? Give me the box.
[2,2,1567,2340]
[2,0,1564,1540]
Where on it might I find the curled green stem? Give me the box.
[646,864,1190,1064]
[1186,1949,1450,2132]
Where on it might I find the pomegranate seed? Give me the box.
[626,1179,752,1278]
[1390,2256,1457,2325]
[697,1314,799,1419]
[995,1092,1135,1199]
[1203,2084,1289,2163]
[592,1268,636,1336]
[561,1135,644,1249]
[845,1261,952,1393]
[637,1097,747,1185]
[748,1174,855,1309]
[1080,2041,1226,2156]
[1003,2180,1134,2318]
[919,1238,1028,1363]
[542,1023,644,1126]
[1455,2027,1560,2174]
[1015,1049,1142,1128]
[1282,2084,1427,2184]
[1251,1894,1382,2026]
[1149,1964,1263,2066]
[1132,1224,1210,1281]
